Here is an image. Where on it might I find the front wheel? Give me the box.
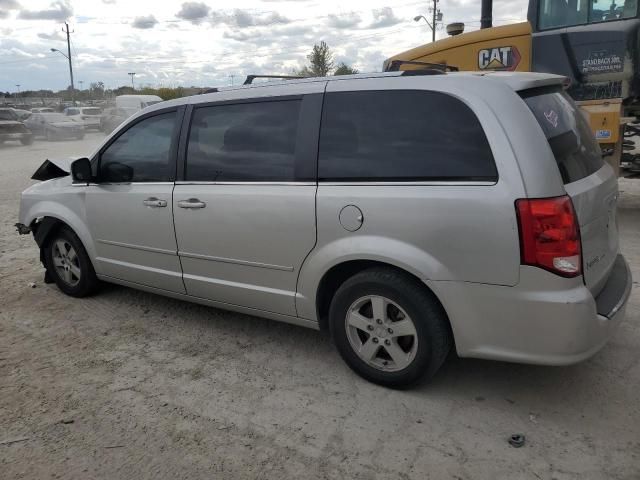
[329,268,452,388]
[44,226,99,297]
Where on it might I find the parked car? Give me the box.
[0,108,34,145]
[31,107,55,113]
[64,106,103,130]
[17,71,632,387]
[10,108,32,120]
[24,113,84,141]
[100,107,136,134]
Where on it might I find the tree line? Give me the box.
[3,42,358,102]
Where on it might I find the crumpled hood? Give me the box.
[31,158,75,181]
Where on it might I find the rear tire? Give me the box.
[43,226,99,297]
[329,267,452,388]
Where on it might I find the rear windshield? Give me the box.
[523,89,603,184]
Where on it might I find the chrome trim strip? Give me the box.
[178,251,294,272]
[174,181,315,186]
[76,182,175,187]
[97,239,176,256]
[318,181,496,186]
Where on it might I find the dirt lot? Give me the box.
[1,134,639,479]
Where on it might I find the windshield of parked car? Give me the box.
[41,113,69,123]
[0,110,18,121]
[538,0,637,28]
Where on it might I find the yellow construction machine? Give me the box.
[385,0,640,174]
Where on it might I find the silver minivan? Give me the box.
[17,71,632,387]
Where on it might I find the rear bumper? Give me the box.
[430,255,632,365]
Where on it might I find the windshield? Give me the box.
[41,113,69,122]
[0,110,18,121]
[523,89,604,184]
[539,0,637,28]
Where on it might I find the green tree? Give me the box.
[334,62,359,75]
[298,41,334,77]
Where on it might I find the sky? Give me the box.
[0,0,528,92]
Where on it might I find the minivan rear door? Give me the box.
[523,89,619,295]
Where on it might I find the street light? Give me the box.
[414,8,443,42]
[15,84,20,104]
[51,47,75,105]
[128,72,136,90]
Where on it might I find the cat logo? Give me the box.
[478,46,521,71]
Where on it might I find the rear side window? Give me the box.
[318,90,497,182]
[523,90,603,184]
[186,100,301,181]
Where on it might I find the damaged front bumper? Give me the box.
[15,222,31,235]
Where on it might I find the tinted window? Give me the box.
[539,0,636,28]
[186,100,300,181]
[100,112,176,183]
[66,108,80,116]
[524,90,603,184]
[318,90,497,181]
[0,110,17,121]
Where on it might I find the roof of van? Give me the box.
[141,70,567,114]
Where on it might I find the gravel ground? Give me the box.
[1,134,639,480]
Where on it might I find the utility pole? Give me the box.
[63,22,75,105]
[430,0,442,42]
[128,72,136,89]
[15,84,20,103]
[229,74,236,86]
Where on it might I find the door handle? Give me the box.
[143,197,167,208]
[178,198,206,209]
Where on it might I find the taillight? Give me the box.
[515,195,582,277]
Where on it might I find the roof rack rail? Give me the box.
[243,74,305,85]
[384,60,458,73]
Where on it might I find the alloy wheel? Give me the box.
[344,295,418,372]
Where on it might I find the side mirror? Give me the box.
[71,157,93,184]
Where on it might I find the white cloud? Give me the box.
[369,7,401,29]
[132,15,158,29]
[176,2,210,24]
[1,0,529,91]
[18,0,72,21]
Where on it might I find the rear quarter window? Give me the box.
[523,89,604,184]
[318,90,497,182]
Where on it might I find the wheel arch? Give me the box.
[25,206,97,267]
[313,259,451,337]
